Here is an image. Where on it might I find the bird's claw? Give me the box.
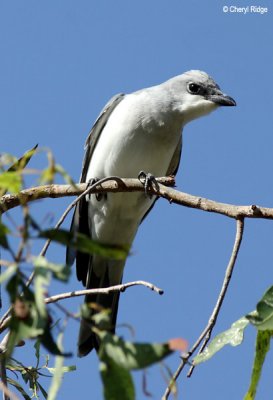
[87,178,106,201]
[138,171,159,198]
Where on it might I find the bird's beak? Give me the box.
[206,91,236,107]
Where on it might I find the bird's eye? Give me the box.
[188,82,201,94]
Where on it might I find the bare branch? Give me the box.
[0,177,175,213]
[1,177,273,220]
[47,281,163,304]
[44,280,164,304]
[162,218,245,399]
[0,280,163,349]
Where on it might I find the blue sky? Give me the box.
[1,1,273,399]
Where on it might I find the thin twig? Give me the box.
[0,177,128,332]
[0,355,9,400]
[45,280,164,304]
[0,380,18,400]
[162,218,244,399]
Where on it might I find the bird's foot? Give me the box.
[87,178,107,201]
[138,171,159,198]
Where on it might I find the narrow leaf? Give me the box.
[99,332,173,370]
[41,323,71,357]
[0,145,38,196]
[246,286,273,330]
[33,263,49,319]
[39,229,128,260]
[47,332,65,400]
[33,255,70,282]
[0,264,17,284]
[47,365,76,374]
[194,317,249,364]
[244,330,272,400]
[8,144,38,172]
[0,171,22,193]
[100,358,135,400]
[36,382,48,399]
[7,377,32,400]
[34,339,41,368]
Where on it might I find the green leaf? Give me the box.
[7,377,32,400]
[7,317,44,358]
[100,358,135,400]
[36,382,48,399]
[33,255,70,282]
[34,339,41,368]
[54,164,75,185]
[39,229,129,260]
[0,221,10,249]
[0,264,17,284]
[47,332,65,400]
[39,167,55,185]
[98,331,176,400]
[194,317,249,365]
[6,275,64,358]
[0,171,22,193]
[99,332,173,370]
[47,365,76,374]
[33,261,50,319]
[41,324,71,357]
[246,286,273,330]
[244,330,272,400]
[7,144,38,172]
[0,145,38,196]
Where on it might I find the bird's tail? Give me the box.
[77,255,125,357]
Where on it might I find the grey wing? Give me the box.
[80,93,126,183]
[140,134,182,223]
[166,134,182,176]
[66,93,125,276]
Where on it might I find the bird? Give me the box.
[66,70,236,357]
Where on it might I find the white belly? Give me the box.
[85,93,182,245]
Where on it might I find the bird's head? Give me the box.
[167,70,236,125]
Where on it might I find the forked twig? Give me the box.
[162,218,244,399]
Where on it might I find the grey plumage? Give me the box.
[66,70,236,356]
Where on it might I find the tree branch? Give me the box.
[1,177,273,220]
[0,177,175,213]
[44,280,164,304]
[162,218,245,399]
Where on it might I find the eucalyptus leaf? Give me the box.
[47,365,76,374]
[0,144,38,196]
[100,358,135,400]
[40,229,128,260]
[99,332,173,371]
[7,377,32,400]
[47,332,65,400]
[0,171,22,193]
[8,144,38,172]
[244,330,272,400]
[246,286,273,330]
[194,317,249,364]
[34,339,41,368]
[33,255,70,282]
[0,264,17,284]
[41,324,71,357]
[37,382,48,399]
